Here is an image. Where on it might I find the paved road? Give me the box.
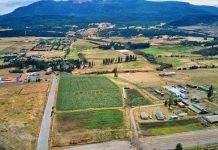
[37,76,58,150]
[141,128,218,150]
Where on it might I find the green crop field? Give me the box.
[156,57,183,67]
[139,118,205,136]
[127,89,150,106]
[142,46,199,55]
[56,109,125,132]
[57,73,122,110]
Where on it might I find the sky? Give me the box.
[0,0,218,15]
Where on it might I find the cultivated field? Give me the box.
[56,109,125,133]
[0,37,45,55]
[0,82,50,150]
[57,73,122,110]
[126,89,150,106]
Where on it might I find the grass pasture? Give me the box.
[127,89,150,106]
[57,73,122,110]
[139,118,205,136]
[142,46,199,56]
[56,109,125,132]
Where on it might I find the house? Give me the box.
[155,112,165,120]
[140,112,149,120]
[203,115,218,124]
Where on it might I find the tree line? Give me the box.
[103,55,137,65]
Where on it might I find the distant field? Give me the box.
[56,109,124,132]
[139,118,205,136]
[57,73,122,110]
[127,89,150,106]
[142,46,199,55]
[67,39,98,59]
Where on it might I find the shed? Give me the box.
[155,112,165,120]
[178,102,185,108]
[203,115,218,124]
[140,112,149,120]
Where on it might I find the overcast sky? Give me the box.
[0,0,218,15]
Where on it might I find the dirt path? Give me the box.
[54,140,136,150]
[57,107,123,113]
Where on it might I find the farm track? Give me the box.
[57,107,124,113]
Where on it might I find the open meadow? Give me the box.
[0,82,50,150]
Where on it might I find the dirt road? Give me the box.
[60,140,135,150]
[141,128,218,150]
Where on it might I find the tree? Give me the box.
[113,67,118,78]
[208,85,214,99]
[176,143,183,150]
[168,94,174,108]
[164,100,168,107]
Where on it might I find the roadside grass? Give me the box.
[57,73,122,110]
[56,109,125,132]
[139,118,205,136]
[142,46,198,55]
[127,89,150,106]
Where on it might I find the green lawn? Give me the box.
[57,73,122,110]
[139,118,205,136]
[127,89,150,106]
[142,46,198,55]
[56,109,125,132]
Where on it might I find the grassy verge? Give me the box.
[139,118,205,136]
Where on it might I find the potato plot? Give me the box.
[57,73,122,110]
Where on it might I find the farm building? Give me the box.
[203,115,218,124]
[154,89,165,97]
[163,86,188,99]
[159,72,176,77]
[197,86,209,92]
[187,83,197,89]
[213,111,218,115]
[140,112,149,120]
[155,112,165,120]
[181,99,191,105]
[188,103,208,114]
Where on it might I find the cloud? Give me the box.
[151,0,218,6]
[0,0,218,15]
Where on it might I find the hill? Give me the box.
[169,14,218,26]
[1,0,218,24]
